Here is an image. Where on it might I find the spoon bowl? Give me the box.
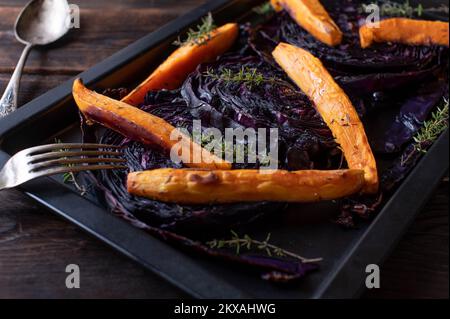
[15,0,71,46]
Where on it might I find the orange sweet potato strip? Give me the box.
[127,168,365,204]
[121,23,239,106]
[272,43,379,194]
[275,0,343,46]
[359,18,449,48]
[72,79,231,170]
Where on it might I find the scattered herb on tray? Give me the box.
[207,230,322,264]
[55,139,87,196]
[361,0,448,18]
[381,0,423,17]
[204,67,277,89]
[173,12,216,46]
[413,98,449,154]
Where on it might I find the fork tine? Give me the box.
[29,150,124,163]
[31,164,128,179]
[25,143,123,155]
[29,157,127,172]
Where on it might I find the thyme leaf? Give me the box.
[207,230,323,263]
[380,0,423,17]
[204,67,277,89]
[63,172,74,183]
[413,98,449,153]
[54,139,87,196]
[173,13,216,47]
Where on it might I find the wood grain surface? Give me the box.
[0,0,448,299]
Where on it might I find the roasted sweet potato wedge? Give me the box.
[121,23,239,106]
[275,0,342,46]
[72,79,231,170]
[127,168,365,204]
[359,18,449,48]
[272,43,378,193]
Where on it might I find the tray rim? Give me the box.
[0,0,448,299]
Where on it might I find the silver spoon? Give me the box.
[0,0,72,118]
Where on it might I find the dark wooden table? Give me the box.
[0,0,448,299]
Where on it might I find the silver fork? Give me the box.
[0,143,127,191]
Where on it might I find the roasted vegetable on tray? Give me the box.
[127,168,365,204]
[272,0,343,46]
[272,43,379,194]
[359,18,449,48]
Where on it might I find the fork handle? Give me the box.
[0,43,33,118]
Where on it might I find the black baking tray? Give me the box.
[0,0,448,299]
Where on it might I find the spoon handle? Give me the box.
[0,43,33,118]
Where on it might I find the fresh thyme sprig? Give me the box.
[173,13,216,47]
[413,98,449,153]
[381,0,423,17]
[207,230,323,263]
[205,67,277,89]
[362,1,449,18]
[55,139,87,196]
[253,2,275,15]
